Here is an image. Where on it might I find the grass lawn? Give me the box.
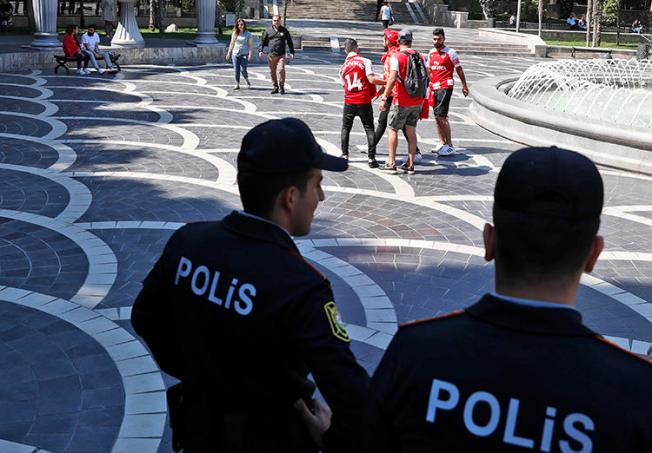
[545,39,639,49]
[139,25,268,42]
[10,25,270,42]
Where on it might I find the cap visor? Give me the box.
[318,153,348,172]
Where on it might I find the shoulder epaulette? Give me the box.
[594,335,652,365]
[400,310,464,329]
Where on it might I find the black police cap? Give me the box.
[494,146,603,222]
[238,118,348,174]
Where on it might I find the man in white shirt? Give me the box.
[380,1,393,29]
[81,24,115,74]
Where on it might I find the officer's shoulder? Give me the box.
[169,221,221,244]
[591,335,652,369]
[398,310,466,332]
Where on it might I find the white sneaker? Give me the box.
[431,143,444,153]
[98,68,106,75]
[414,151,423,164]
[438,144,456,156]
[78,69,86,75]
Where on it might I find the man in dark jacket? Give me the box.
[258,15,295,94]
[360,147,652,452]
[132,118,368,452]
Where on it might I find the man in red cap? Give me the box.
[370,29,423,165]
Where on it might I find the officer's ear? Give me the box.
[583,235,604,273]
[483,223,495,263]
[278,185,300,212]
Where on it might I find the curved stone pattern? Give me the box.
[0,53,650,452]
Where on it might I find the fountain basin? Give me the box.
[470,69,652,175]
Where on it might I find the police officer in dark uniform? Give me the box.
[360,147,652,452]
[131,118,369,452]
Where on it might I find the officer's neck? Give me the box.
[241,210,293,237]
[495,275,580,307]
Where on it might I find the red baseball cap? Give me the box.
[384,29,399,46]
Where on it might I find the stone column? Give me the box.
[195,0,218,45]
[111,0,145,48]
[31,0,59,48]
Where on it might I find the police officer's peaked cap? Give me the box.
[238,118,348,173]
[494,146,603,222]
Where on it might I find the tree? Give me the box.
[592,0,603,47]
[149,0,157,30]
[283,0,288,26]
[479,0,495,20]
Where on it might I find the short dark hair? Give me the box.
[493,212,600,282]
[344,38,358,54]
[65,24,77,34]
[88,24,96,30]
[237,170,311,217]
[433,28,445,37]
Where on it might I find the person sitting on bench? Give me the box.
[81,24,116,74]
[63,24,89,75]
[0,1,13,27]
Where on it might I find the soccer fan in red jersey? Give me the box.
[378,29,428,175]
[339,38,386,168]
[63,24,88,75]
[372,29,423,164]
[428,28,469,156]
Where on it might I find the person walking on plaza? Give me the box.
[258,15,295,95]
[380,1,394,29]
[359,147,652,452]
[378,29,429,174]
[63,24,89,75]
[100,0,116,38]
[226,18,253,90]
[81,24,116,74]
[428,28,468,156]
[339,38,385,168]
[372,29,423,164]
[132,118,369,453]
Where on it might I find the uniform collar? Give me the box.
[466,294,595,337]
[221,210,298,252]
[346,51,358,59]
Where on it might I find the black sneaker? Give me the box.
[368,157,379,168]
[271,87,279,94]
[340,153,349,161]
[379,163,397,174]
[399,162,415,174]
[280,86,286,95]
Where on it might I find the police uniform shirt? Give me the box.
[132,211,368,452]
[361,293,652,453]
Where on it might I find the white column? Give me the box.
[111,0,145,48]
[195,0,218,45]
[31,0,59,48]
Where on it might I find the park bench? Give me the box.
[570,46,612,59]
[54,52,122,74]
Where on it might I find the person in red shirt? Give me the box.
[372,29,423,164]
[62,24,88,75]
[339,38,385,168]
[378,30,428,175]
[428,28,469,156]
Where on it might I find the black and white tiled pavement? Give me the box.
[1,51,651,452]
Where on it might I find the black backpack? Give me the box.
[399,50,429,98]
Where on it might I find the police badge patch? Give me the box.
[324,301,350,342]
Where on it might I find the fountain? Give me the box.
[470,59,652,175]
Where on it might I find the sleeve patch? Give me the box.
[324,301,350,342]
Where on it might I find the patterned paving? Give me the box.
[1,50,651,452]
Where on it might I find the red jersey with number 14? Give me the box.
[340,52,375,105]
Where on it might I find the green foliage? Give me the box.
[180,0,194,12]
[219,0,245,13]
[520,0,542,22]
[558,0,574,19]
[601,0,620,27]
